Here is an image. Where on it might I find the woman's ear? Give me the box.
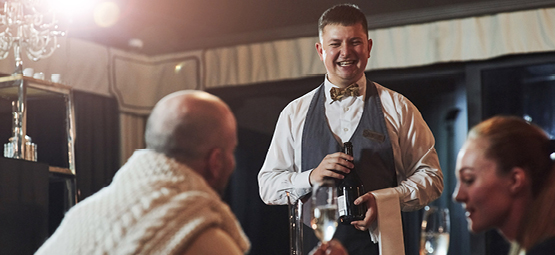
[509,167,529,195]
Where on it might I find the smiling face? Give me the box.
[315,23,372,87]
[453,138,515,234]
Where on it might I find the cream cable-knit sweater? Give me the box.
[35,149,250,255]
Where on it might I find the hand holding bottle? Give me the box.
[351,192,378,231]
[309,152,353,185]
[337,142,367,224]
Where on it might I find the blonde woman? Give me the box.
[453,116,555,255]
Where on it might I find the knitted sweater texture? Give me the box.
[35,150,250,255]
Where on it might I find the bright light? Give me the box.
[128,38,143,49]
[175,62,184,73]
[93,1,120,28]
[49,0,96,17]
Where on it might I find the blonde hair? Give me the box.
[519,169,555,250]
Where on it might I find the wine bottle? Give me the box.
[337,142,367,224]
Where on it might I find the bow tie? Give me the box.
[330,83,360,102]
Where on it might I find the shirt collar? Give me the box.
[324,74,367,104]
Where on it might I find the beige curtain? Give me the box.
[4,7,554,114]
[119,112,147,165]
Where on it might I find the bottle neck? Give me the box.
[343,142,353,157]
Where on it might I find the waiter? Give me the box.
[258,3,443,255]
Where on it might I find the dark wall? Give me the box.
[209,76,319,255]
[371,64,469,255]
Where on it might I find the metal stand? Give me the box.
[287,191,304,255]
[0,74,76,175]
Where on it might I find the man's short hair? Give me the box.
[318,4,368,38]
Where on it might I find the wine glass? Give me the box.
[310,179,339,243]
[420,206,450,255]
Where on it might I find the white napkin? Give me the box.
[369,188,405,255]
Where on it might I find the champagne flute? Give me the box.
[310,178,339,243]
[420,206,450,255]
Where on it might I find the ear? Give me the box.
[206,148,223,184]
[509,167,529,195]
[315,42,324,61]
[367,38,373,58]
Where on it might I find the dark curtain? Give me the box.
[73,91,120,200]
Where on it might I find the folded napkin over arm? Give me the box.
[368,188,405,255]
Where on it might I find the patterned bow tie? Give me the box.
[330,83,360,102]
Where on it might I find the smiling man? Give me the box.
[315,19,371,87]
[258,4,443,255]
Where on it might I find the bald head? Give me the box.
[145,90,237,166]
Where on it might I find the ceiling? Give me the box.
[62,0,555,55]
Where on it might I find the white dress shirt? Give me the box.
[325,76,367,144]
[258,74,443,211]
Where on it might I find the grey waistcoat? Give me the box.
[300,81,397,254]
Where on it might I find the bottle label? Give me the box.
[337,194,347,216]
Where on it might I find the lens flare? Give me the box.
[93,1,120,28]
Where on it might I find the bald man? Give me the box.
[35,90,250,255]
